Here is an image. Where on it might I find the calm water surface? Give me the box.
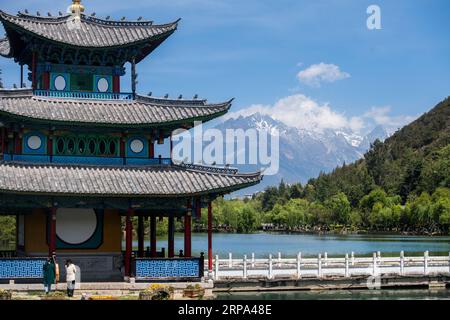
[132,232,450,258]
[215,289,450,300]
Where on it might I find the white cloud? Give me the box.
[364,106,418,129]
[226,94,363,132]
[297,63,350,87]
[226,96,417,134]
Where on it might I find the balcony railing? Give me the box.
[34,90,134,100]
[3,154,173,166]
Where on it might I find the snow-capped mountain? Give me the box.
[213,113,392,195]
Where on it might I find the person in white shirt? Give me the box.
[65,260,77,297]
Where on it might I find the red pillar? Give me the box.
[158,130,164,145]
[184,213,192,258]
[138,215,144,258]
[48,207,57,256]
[15,131,22,154]
[168,216,175,258]
[149,140,154,159]
[42,72,50,90]
[125,208,134,277]
[208,201,213,272]
[113,75,120,93]
[150,216,157,258]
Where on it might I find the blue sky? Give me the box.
[1,0,449,133]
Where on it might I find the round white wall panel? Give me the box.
[97,78,109,92]
[130,139,144,153]
[56,208,97,245]
[54,75,66,91]
[27,135,42,150]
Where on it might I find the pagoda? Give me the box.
[0,1,261,281]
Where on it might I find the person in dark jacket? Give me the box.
[43,257,56,294]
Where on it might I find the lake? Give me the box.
[215,289,450,300]
[132,232,450,258]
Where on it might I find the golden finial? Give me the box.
[70,0,85,16]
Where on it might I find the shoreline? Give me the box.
[192,229,449,237]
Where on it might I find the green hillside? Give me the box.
[204,97,450,235]
[309,96,450,205]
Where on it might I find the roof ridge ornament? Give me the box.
[69,0,85,18]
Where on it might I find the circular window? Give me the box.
[97,78,109,92]
[130,139,144,154]
[27,135,42,150]
[54,75,66,91]
[56,209,97,245]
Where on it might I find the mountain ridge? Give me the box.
[214,112,393,195]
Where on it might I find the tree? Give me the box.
[260,186,280,212]
[238,206,258,233]
[0,216,16,245]
[365,139,388,186]
[325,192,351,225]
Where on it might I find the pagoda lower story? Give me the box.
[0,162,261,281]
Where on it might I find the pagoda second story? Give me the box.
[0,1,234,167]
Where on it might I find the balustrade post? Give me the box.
[296,252,302,279]
[351,251,355,266]
[377,251,381,264]
[324,252,328,266]
[448,252,450,274]
[424,251,429,275]
[345,253,349,278]
[229,253,233,268]
[318,253,322,278]
[372,252,377,276]
[268,254,273,279]
[251,253,255,268]
[215,255,219,281]
[243,255,248,279]
[278,252,282,267]
[400,251,404,276]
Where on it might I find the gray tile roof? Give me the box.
[0,11,178,48]
[0,162,262,197]
[0,89,232,127]
[0,37,10,57]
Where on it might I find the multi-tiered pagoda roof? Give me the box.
[0,4,262,202]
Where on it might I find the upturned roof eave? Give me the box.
[0,161,262,198]
[0,89,233,129]
[0,10,179,63]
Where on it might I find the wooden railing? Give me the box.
[3,154,173,166]
[208,251,450,280]
[34,90,134,100]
